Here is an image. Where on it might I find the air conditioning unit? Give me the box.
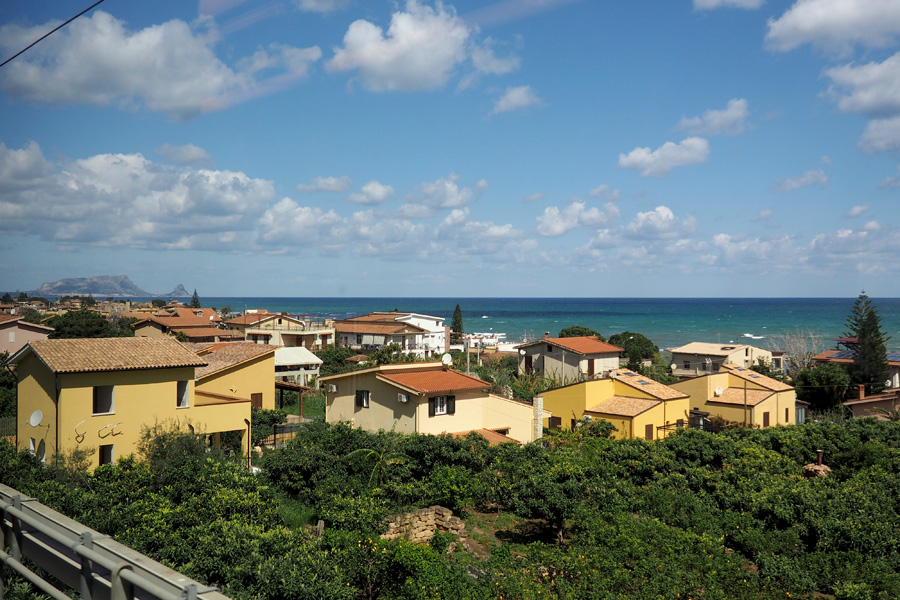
[327,384,338,393]
[397,393,408,403]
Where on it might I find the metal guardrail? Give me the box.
[0,483,232,600]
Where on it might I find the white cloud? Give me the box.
[766,0,900,53]
[694,0,765,9]
[489,85,543,115]
[880,166,900,188]
[412,173,476,208]
[674,98,750,136]
[774,168,829,191]
[625,206,694,240]
[0,11,320,120]
[859,116,900,153]
[258,199,343,246]
[825,53,900,117]
[297,175,352,193]
[0,141,274,249]
[470,38,521,75]
[536,200,620,237]
[347,180,394,205]
[588,184,621,201]
[326,1,469,92]
[237,43,322,76]
[295,0,351,13]
[156,144,213,167]
[617,137,710,177]
[846,205,869,217]
[524,192,545,203]
[752,209,773,221]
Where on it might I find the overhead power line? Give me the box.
[0,0,108,70]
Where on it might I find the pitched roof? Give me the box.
[722,364,793,391]
[450,428,520,446]
[518,336,623,355]
[709,387,773,407]
[274,346,323,366]
[224,312,274,326]
[192,342,275,378]
[13,338,206,374]
[341,312,412,322]
[0,315,54,332]
[135,315,215,329]
[611,368,689,400]
[587,395,660,417]
[172,327,244,339]
[377,368,490,394]
[814,349,900,365]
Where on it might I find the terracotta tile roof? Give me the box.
[172,327,243,339]
[612,368,689,400]
[335,321,426,335]
[518,336,623,355]
[173,308,221,322]
[192,342,275,379]
[450,428,520,446]
[137,315,214,328]
[588,395,660,417]
[0,314,20,324]
[722,364,793,391]
[19,338,206,374]
[224,312,273,326]
[0,315,54,332]
[709,388,773,407]
[342,312,412,322]
[377,368,489,394]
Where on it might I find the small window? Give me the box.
[177,380,189,408]
[549,416,562,430]
[93,386,114,414]
[763,412,770,427]
[712,362,720,371]
[547,344,553,353]
[251,393,263,408]
[428,395,455,417]
[785,407,789,423]
[683,360,690,369]
[29,437,45,462]
[99,444,114,466]
[645,424,654,441]
[8,331,14,343]
[355,390,370,408]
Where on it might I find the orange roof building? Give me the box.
[516,335,623,383]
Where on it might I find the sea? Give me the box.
[198,297,900,352]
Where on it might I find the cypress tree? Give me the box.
[190,289,201,309]
[844,291,891,394]
[451,304,464,343]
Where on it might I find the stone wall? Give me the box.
[381,506,466,543]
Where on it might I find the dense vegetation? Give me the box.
[3,418,900,599]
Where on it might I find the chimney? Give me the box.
[544,331,550,339]
[532,394,544,442]
[816,449,823,466]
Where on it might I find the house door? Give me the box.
[644,424,654,440]
[525,355,533,374]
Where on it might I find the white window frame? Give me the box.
[177,380,189,408]
[433,395,448,415]
[93,386,115,415]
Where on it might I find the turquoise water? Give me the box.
[202,297,900,351]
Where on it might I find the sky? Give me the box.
[1,0,899,298]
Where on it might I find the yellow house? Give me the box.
[10,337,253,469]
[669,363,797,428]
[190,342,277,410]
[542,368,690,440]
[321,362,547,444]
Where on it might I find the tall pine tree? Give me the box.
[190,289,201,309]
[844,291,890,394]
[451,304,464,344]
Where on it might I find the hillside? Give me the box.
[32,275,190,298]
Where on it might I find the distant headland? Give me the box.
[18,275,190,299]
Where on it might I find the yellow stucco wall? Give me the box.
[542,379,616,429]
[670,373,796,428]
[196,354,275,410]
[17,354,251,468]
[588,396,690,441]
[325,372,417,434]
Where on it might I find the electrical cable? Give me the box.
[0,0,108,70]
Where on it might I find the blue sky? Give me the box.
[1,0,899,297]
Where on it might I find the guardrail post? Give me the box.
[79,531,94,600]
[110,564,133,600]
[9,496,22,561]
[184,583,198,600]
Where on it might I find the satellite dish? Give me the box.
[519,349,526,356]
[670,363,677,371]
[609,370,618,379]
[29,409,43,427]
[714,386,724,396]
[441,353,452,366]
[886,379,894,388]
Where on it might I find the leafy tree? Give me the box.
[609,331,657,371]
[82,294,96,307]
[251,407,288,445]
[151,299,167,308]
[17,292,27,301]
[450,303,464,344]
[558,325,605,341]
[21,308,44,324]
[750,357,783,380]
[794,362,851,411]
[1,292,12,303]
[47,309,134,339]
[316,345,357,375]
[844,291,891,394]
[0,351,16,418]
[190,289,201,309]
[368,343,419,365]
